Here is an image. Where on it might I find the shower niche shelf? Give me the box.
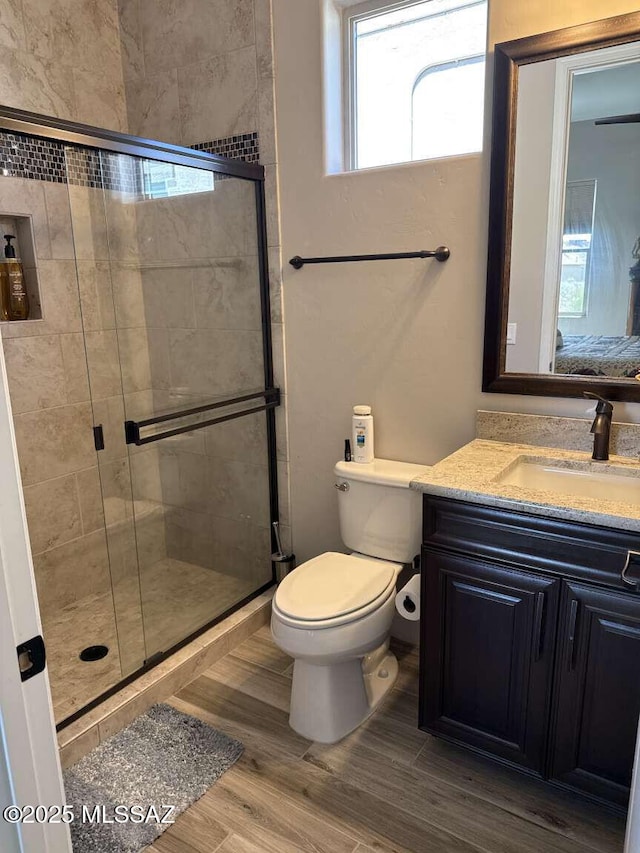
[0,212,42,322]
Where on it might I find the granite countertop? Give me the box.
[410,438,640,533]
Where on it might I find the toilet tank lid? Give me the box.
[334,458,431,488]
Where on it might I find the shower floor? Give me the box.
[45,557,262,723]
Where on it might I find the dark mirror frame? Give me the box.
[483,11,640,401]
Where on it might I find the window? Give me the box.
[558,180,597,317]
[345,0,487,170]
[140,160,214,199]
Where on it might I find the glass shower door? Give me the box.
[94,150,276,659]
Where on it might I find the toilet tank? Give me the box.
[334,459,431,564]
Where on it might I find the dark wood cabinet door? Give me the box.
[420,550,560,774]
[550,581,640,807]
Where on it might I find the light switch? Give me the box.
[507,323,517,345]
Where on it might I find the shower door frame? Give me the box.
[0,106,280,726]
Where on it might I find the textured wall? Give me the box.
[273,0,640,565]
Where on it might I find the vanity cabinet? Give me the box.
[420,495,640,809]
[550,582,640,805]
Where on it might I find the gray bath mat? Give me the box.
[63,703,243,853]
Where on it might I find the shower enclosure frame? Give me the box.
[0,106,281,727]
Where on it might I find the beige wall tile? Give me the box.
[168,328,264,397]
[213,517,271,583]
[125,69,181,145]
[165,506,215,569]
[254,0,274,80]
[111,264,146,328]
[130,448,163,502]
[178,47,258,144]
[268,247,283,323]
[257,75,276,166]
[0,46,76,122]
[118,0,144,82]
[208,457,270,526]
[204,410,267,465]
[13,402,97,486]
[140,0,255,76]
[264,164,280,248]
[67,185,109,261]
[147,327,171,390]
[0,0,26,52]
[116,326,152,393]
[43,182,75,260]
[23,474,82,554]
[60,333,91,403]
[136,188,253,263]
[277,460,289,527]
[103,191,140,262]
[2,335,66,413]
[77,261,116,332]
[84,330,122,399]
[76,466,105,534]
[23,0,122,77]
[100,458,134,524]
[271,321,285,391]
[134,506,166,569]
[192,258,261,331]
[34,528,112,610]
[74,70,126,132]
[141,267,196,329]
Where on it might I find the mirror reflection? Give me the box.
[505,46,640,379]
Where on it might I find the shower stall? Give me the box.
[0,108,279,726]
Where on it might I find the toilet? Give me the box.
[271,457,430,743]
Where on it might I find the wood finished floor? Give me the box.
[146,625,627,853]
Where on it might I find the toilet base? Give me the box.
[289,643,398,743]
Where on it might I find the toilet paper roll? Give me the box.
[395,573,420,621]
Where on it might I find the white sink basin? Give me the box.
[496,457,640,504]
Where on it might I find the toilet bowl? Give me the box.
[271,552,401,743]
[271,458,430,743]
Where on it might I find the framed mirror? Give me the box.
[483,11,640,400]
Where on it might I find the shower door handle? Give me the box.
[124,388,280,446]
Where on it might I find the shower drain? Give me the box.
[79,645,109,662]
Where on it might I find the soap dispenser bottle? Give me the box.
[1,235,29,321]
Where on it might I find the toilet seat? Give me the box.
[273,552,399,629]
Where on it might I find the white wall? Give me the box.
[273,0,640,565]
[506,59,556,373]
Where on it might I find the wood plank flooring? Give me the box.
[146,624,627,853]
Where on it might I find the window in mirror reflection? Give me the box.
[559,180,596,318]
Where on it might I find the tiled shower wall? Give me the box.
[0,176,130,720]
[0,0,287,721]
[0,0,127,131]
[118,0,290,551]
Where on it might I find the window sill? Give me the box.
[324,149,483,179]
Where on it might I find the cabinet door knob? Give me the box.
[621,550,640,591]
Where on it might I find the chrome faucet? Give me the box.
[583,391,613,461]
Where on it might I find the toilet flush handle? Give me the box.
[334,482,349,492]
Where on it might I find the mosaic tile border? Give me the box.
[191,132,260,164]
[0,130,260,192]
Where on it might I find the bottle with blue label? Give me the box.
[352,405,374,463]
